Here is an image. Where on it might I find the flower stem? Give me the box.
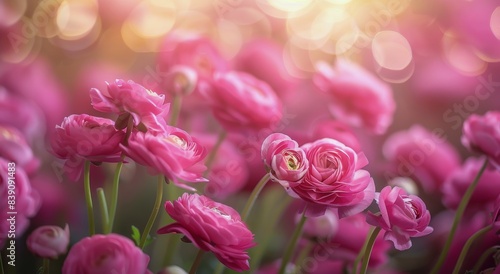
[139,175,164,250]
[453,224,493,274]
[84,161,95,236]
[97,188,110,233]
[43,258,49,274]
[189,249,205,274]
[203,130,227,177]
[168,95,183,126]
[430,158,488,274]
[352,227,375,274]
[241,173,270,221]
[107,159,124,233]
[359,227,381,274]
[278,209,308,274]
[473,245,500,274]
[295,240,315,272]
[0,252,4,274]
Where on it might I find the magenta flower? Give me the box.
[0,125,40,174]
[89,79,170,132]
[157,193,256,272]
[462,111,500,169]
[291,138,374,218]
[313,60,395,134]
[121,128,207,190]
[62,234,151,274]
[383,125,461,193]
[27,224,69,259]
[200,71,282,131]
[50,114,125,181]
[366,186,433,250]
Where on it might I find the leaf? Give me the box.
[131,225,141,246]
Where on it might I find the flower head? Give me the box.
[366,186,433,250]
[158,193,256,272]
[0,125,39,174]
[462,111,500,169]
[27,224,70,259]
[62,233,151,274]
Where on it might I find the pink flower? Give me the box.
[50,114,125,181]
[310,119,361,152]
[301,208,339,239]
[462,111,500,169]
[27,224,70,259]
[62,233,151,274]
[89,79,169,132]
[291,138,374,218]
[366,186,433,251]
[442,157,500,212]
[157,193,256,271]
[0,125,40,174]
[383,125,461,193]
[200,71,283,131]
[313,60,395,134]
[162,65,198,96]
[121,128,207,190]
[261,133,296,169]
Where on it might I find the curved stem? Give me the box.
[203,130,227,177]
[359,227,381,274]
[97,188,110,233]
[430,158,488,274]
[278,209,308,274]
[43,258,50,274]
[84,161,95,236]
[1,252,4,274]
[453,224,493,274]
[189,249,205,274]
[139,176,164,249]
[168,95,183,126]
[473,245,500,274]
[241,173,271,221]
[107,159,124,233]
[295,240,315,272]
[352,227,375,274]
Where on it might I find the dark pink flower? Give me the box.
[200,71,282,131]
[27,224,70,259]
[121,128,207,190]
[291,138,374,218]
[383,125,461,193]
[89,79,169,132]
[367,186,433,250]
[0,125,39,174]
[50,114,125,181]
[158,193,256,272]
[462,112,500,169]
[442,157,500,212]
[62,233,151,274]
[313,60,395,134]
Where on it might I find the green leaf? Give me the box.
[131,225,141,246]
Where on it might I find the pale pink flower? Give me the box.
[162,65,198,96]
[121,128,207,190]
[62,233,151,274]
[366,186,433,251]
[200,71,282,131]
[462,111,500,169]
[0,125,39,174]
[89,79,169,132]
[158,193,256,272]
[383,125,461,193]
[27,224,70,259]
[291,138,374,218]
[313,60,395,134]
[50,114,125,181]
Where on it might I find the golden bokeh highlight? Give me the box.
[443,33,487,76]
[56,0,99,40]
[372,31,412,71]
[491,7,500,40]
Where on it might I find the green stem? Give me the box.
[84,161,95,236]
[453,224,493,274]
[97,188,110,233]
[295,240,315,272]
[1,251,4,274]
[160,182,181,267]
[473,245,500,274]
[359,227,381,274]
[43,259,49,274]
[430,158,488,274]
[203,130,227,177]
[214,262,225,274]
[189,249,205,274]
[278,209,308,274]
[352,227,375,274]
[139,176,164,250]
[107,160,124,233]
[241,173,270,221]
[168,95,183,126]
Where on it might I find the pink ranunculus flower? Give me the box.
[89,79,170,132]
[462,111,500,169]
[162,65,198,97]
[291,138,374,218]
[50,114,125,181]
[366,186,433,251]
[310,119,362,152]
[62,233,151,274]
[383,125,461,193]
[157,193,256,272]
[27,224,70,259]
[442,157,500,212]
[121,128,207,190]
[261,133,296,169]
[301,208,339,239]
[0,125,40,174]
[200,71,283,131]
[313,60,395,135]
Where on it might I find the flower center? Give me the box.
[0,127,17,141]
[403,197,420,218]
[165,135,187,149]
[210,207,232,221]
[284,152,299,170]
[146,89,161,98]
